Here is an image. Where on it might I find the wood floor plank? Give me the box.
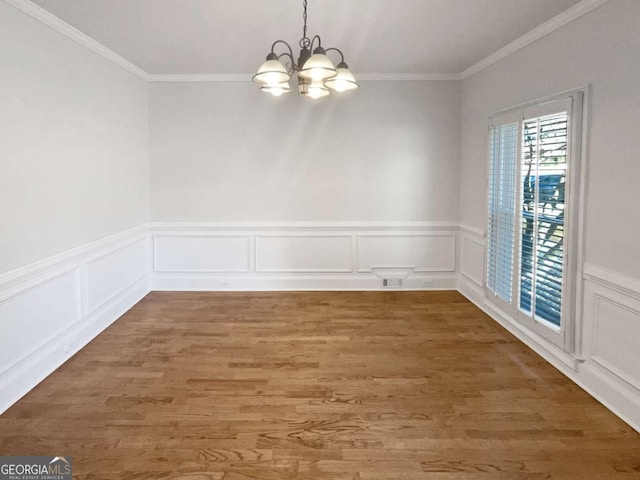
[1,291,638,479]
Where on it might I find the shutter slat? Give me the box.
[519,113,568,327]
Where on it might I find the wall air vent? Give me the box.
[382,278,403,288]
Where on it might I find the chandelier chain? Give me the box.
[300,0,311,49]
[303,0,308,39]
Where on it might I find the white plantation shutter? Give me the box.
[485,93,582,349]
[486,118,518,303]
[520,106,570,327]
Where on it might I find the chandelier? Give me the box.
[252,0,359,99]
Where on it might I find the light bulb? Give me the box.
[263,72,285,85]
[307,83,329,99]
[261,82,291,96]
[309,68,326,82]
[331,80,348,92]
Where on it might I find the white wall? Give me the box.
[0,2,150,413]
[458,0,640,430]
[148,81,462,292]
[150,81,460,223]
[0,1,150,274]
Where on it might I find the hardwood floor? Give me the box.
[1,291,639,479]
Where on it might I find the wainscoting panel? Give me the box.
[591,295,640,387]
[154,234,250,273]
[580,264,640,429]
[86,238,148,313]
[458,225,486,300]
[0,225,150,414]
[357,234,455,273]
[151,222,459,291]
[0,269,80,378]
[460,235,485,286]
[255,235,352,273]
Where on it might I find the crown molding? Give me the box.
[4,0,611,84]
[356,73,459,82]
[149,74,252,83]
[459,0,611,80]
[147,73,459,83]
[3,0,149,80]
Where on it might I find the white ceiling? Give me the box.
[31,0,583,75]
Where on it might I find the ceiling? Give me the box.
[31,0,584,75]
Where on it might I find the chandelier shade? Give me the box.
[252,58,291,85]
[253,0,358,99]
[298,52,337,81]
[325,64,359,92]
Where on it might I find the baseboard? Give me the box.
[152,273,458,291]
[486,300,580,370]
[457,273,485,305]
[577,360,640,432]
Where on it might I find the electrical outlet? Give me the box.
[423,280,434,288]
[383,278,403,288]
[219,281,231,288]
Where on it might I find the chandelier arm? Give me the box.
[271,40,294,56]
[309,35,323,53]
[278,52,296,75]
[324,47,345,65]
[270,40,296,72]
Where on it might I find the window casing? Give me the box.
[486,93,584,350]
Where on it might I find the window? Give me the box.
[486,93,583,349]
